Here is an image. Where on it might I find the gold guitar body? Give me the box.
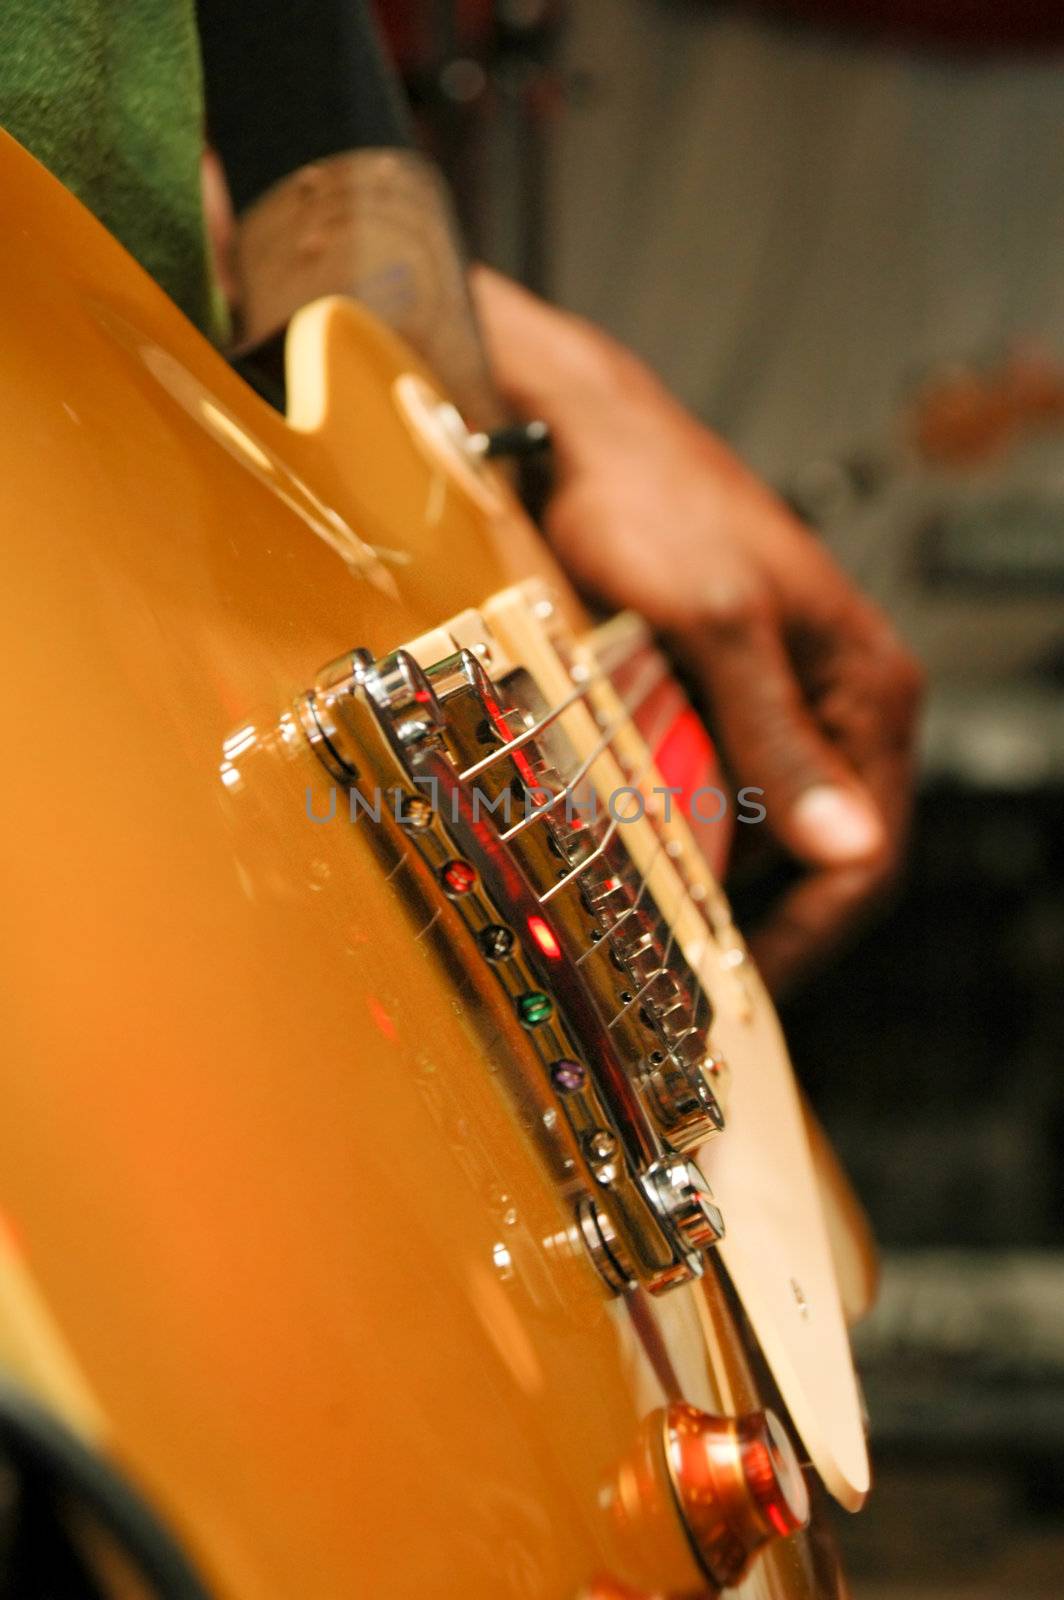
[0,134,870,1599]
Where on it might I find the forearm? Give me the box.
[469,263,791,527]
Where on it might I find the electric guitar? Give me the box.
[0,129,872,1598]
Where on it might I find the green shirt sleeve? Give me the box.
[0,0,229,344]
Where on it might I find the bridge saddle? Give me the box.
[298,580,754,1294]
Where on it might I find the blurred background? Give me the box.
[377,3,1064,1595]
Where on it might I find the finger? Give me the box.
[677,593,885,868]
[745,615,921,993]
[811,617,925,857]
[853,733,917,866]
[749,855,894,996]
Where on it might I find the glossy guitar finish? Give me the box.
[0,132,867,1598]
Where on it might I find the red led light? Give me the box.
[527,915,562,959]
[441,859,476,896]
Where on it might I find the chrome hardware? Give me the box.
[576,1197,634,1295]
[662,1403,810,1588]
[477,923,515,960]
[642,1046,724,1155]
[585,1129,621,1186]
[643,1158,724,1257]
[296,671,358,784]
[362,649,445,749]
[299,585,733,1295]
[295,647,376,782]
[395,793,434,830]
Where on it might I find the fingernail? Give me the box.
[791,784,884,862]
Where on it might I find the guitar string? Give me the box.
[458,669,606,781]
[496,654,667,843]
[496,704,637,843]
[574,666,724,1038]
[546,675,721,1047]
[536,740,656,905]
[462,642,726,1056]
[484,655,716,964]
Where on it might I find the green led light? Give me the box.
[517,991,553,1028]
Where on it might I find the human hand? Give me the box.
[472,267,924,992]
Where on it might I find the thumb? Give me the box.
[787,781,885,864]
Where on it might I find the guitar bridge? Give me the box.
[298,581,753,1294]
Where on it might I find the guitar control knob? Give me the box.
[663,1403,809,1587]
[642,1157,724,1258]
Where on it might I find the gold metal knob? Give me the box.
[663,1402,810,1588]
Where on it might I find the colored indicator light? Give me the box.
[527,915,562,960]
[551,1058,586,1093]
[441,859,476,896]
[397,793,433,830]
[478,924,514,961]
[517,991,553,1027]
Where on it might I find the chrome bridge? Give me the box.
[298,582,751,1294]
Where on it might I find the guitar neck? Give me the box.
[235,148,507,429]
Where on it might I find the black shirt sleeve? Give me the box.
[196,0,414,213]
